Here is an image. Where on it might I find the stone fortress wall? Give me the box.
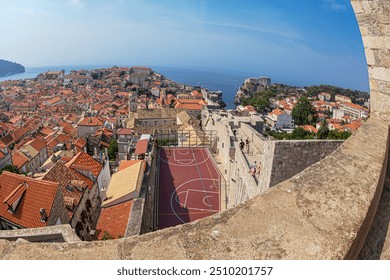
[0,0,390,259]
[202,110,342,209]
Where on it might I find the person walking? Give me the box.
[245,138,249,153]
[239,140,244,150]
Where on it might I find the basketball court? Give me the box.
[157,147,221,229]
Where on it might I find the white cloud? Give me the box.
[322,0,347,11]
[69,0,85,9]
[18,7,49,16]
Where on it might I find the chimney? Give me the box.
[100,187,107,201]
[40,208,48,222]
[94,147,98,158]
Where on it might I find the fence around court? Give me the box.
[154,129,217,149]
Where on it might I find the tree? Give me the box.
[328,130,352,140]
[290,127,311,139]
[292,97,317,126]
[0,165,21,175]
[317,121,330,139]
[107,139,118,160]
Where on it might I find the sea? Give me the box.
[0,64,274,109]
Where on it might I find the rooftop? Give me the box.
[103,161,144,207]
[0,172,59,228]
[95,201,133,240]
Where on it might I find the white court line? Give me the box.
[173,149,194,162]
[203,196,214,207]
[187,188,219,195]
[183,190,189,208]
[161,149,209,167]
[169,178,220,223]
[177,159,195,165]
[183,189,219,212]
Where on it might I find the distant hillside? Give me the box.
[0,59,25,77]
[304,84,369,104]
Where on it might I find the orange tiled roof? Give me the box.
[95,201,133,240]
[118,160,145,172]
[56,134,71,144]
[134,139,148,155]
[12,152,29,169]
[74,138,87,149]
[29,138,47,152]
[13,127,29,142]
[0,172,59,228]
[343,102,364,110]
[117,128,133,135]
[0,133,15,146]
[3,182,28,206]
[302,125,318,134]
[78,117,105,127]
[42,162,85,219]
[47,138,60,149]
[272,109,285,116]
[175,103,203,110]
[65,151,102,178]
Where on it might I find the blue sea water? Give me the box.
[0,64,266,109]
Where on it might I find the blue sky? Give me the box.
[0,0,369,91]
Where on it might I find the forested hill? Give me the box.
[0,59,25,77]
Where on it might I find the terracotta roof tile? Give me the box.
[29,138,47,152]
[65,151,102,178]
[118,160,145,171]
[78,117,105,127]
[42,162,85,219]
[134,139,148,155]
[0,172,59,228]
[11,152,29,169]
[95,201,133,240]
[3,182,27,205]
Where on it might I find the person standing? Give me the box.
[257,162,261,175]
[240,139,244,150]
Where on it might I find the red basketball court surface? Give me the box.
[158,147,221,229]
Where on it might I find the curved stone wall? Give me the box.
[1,0,390,259]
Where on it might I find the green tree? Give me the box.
[328,130,352,140]
[290,127,311,139]
[317,122,330,139]
[292,97,317,126]
[107,139,118,160]
[0,165,21,175]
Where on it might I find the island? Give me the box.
[0,59,25,78]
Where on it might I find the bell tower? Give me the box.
[128,92,137,116]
